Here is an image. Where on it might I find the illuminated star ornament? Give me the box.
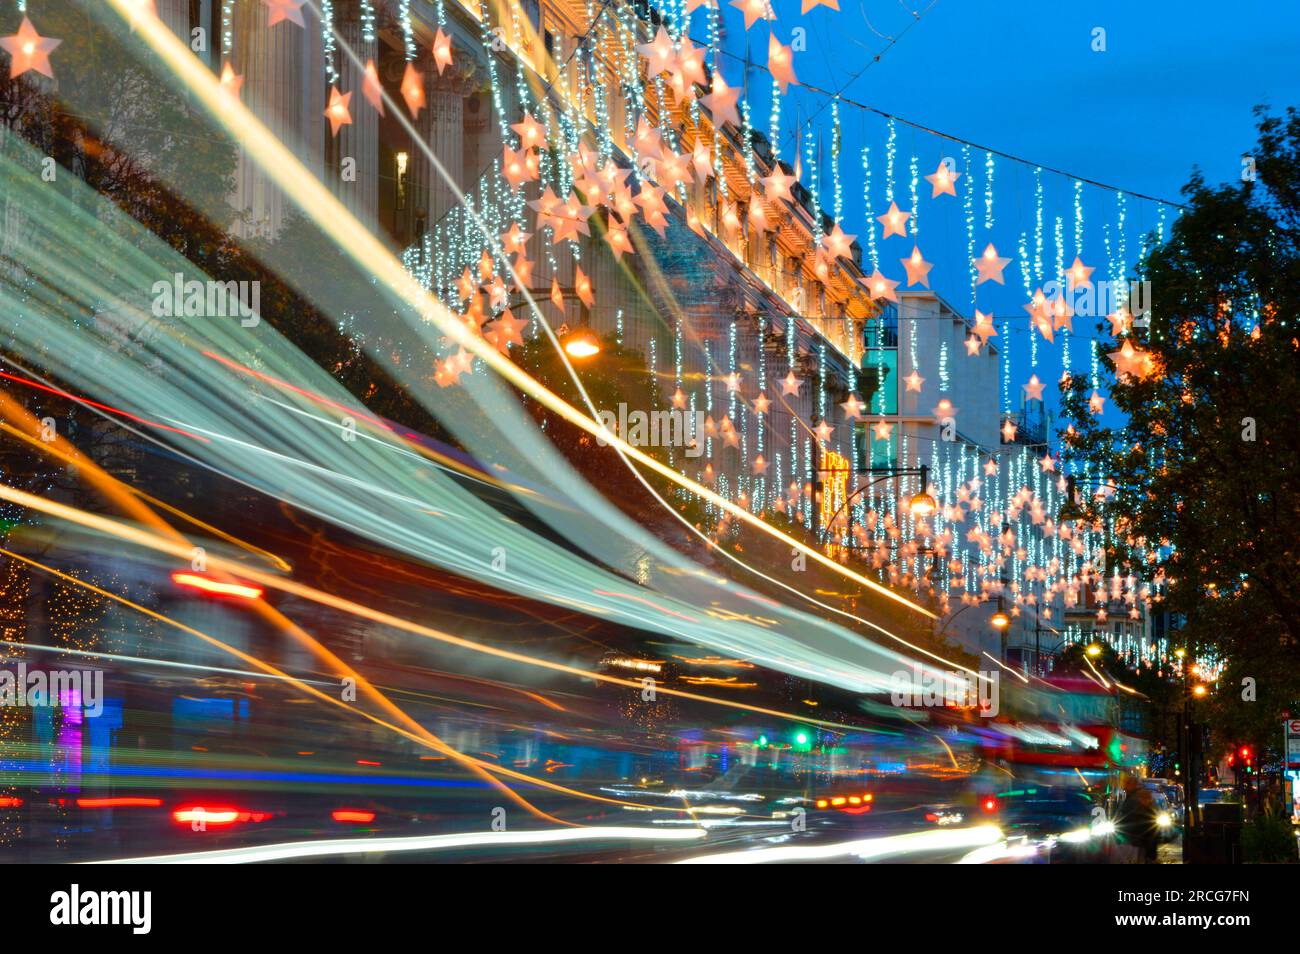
[637,26,676,76]
[801,0,840,11]
[973,243,1011,285]
[1065,256,1095,287]
[781,371,801,396]
[265,0,307,27]
[1,17,61,79]
[702,72,741,128]
[324,86,353,136]
[767,35,798,92]
[876,202,911,239]
[1023,374,1046,401]
[904,370,925,393]
[401,63,425,118]
[923,161,960,198]
[900,246,932,287]
[219,62,244,100]
[433,28,454,75]
[363,60,385,115]
[822,223,855,260]
[865,269,899,302]
[1109,340,1158,382]
[731,0,774,31]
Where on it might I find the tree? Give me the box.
[1059,107,1300,681]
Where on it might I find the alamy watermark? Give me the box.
[891,665,999,717]
[0,663,104,717]
[151,272,261,327]
[596,403,704,457]
[1046,277,1152,322]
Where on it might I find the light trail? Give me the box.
[89,826,707,864]
[675,825,1003,864]
[100,0,936,624]
[0,483,873,731]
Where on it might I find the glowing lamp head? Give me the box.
[1193,684,1208,698]
[990,610,1010,630]
[561,328,601,359]
[908,491,938,517]
[1086,643,1103,657]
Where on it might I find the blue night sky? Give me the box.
[684,0,1299,419]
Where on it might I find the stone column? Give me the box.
[230,0,324,240]
[335,0,378,230]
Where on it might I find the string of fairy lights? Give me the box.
[102,0,1201,675]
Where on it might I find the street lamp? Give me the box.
[909,465,938,516]
[990,608,1010,630]
[561,325,601,359]
[1086,642,1103,658]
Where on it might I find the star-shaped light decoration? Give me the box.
[971,310,998,342]
[1107,307,1133,337]
[748,200,770,235]
[1023,374,1045,401]
[655,149,693,193]
[1050,294,1074,332]
[502,145,533,190]
[574,266,594,308]
[218,62,244,101]
[872,420,894,441]
[401,63,425,117]
[924,161,960,198]
[1108,340,1157,382]
[731,0,774,30]
[1064,256,1094,288]
[840,393,864,419]
[781,371,801,396]
[767,35,798,92]
[487,309,528,354]
[637,26,677,75]
[550,277,565,311]
[973,243,1011,284]
[964,336,982,356]
[672,38,708,97]
[605,224,633,259]
[692,141,714,183]
[801,0,840,11]
[904,370,925,393]
[753,392,771,415]
[822,223,855,260]
[876,201,911,239]
[1088,390,1106,415]
[1000,419,1018,442]
[864,269,899,302]
[1039,453,1056,473]
[702,72,741,128]
[362,59,385,115]
[324,86,353,136]
[753,454,768,475]
[456,267,476,302]
[685,0,718,12]
[502,223,530,255]
[433,28,454,75]
[900,246,932,287]
[633,117,664,162]
[512,113,546,150]
[814,420,834,443]
[762,167,796,203]
[1,17,61,79]
[265,0,307,27]
[984,457,999,476]
[933,398,957,419]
